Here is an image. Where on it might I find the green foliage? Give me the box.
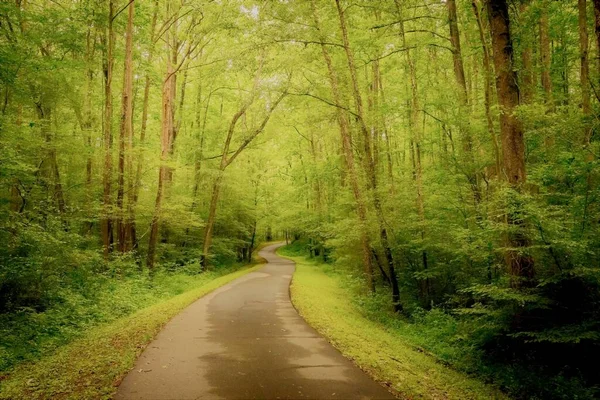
[1,0,600,398]
[286,252,507,399]
[287,250,599,400]
[0,257,252,373]
[0,263,263,399]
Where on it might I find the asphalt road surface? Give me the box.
[115,242,396,399]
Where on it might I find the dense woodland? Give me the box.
[1,0,599,398]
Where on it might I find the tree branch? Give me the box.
[287,91,359,119]
[225,91,287,167]
[274,39,344,48]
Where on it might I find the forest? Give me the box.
[0,0,599,399]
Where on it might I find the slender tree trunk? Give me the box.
[101,0,115,259]
[377,74,394,187]
[582,0,597,234]
[191,82,211,211]
[473,0,501,174]
[313,33,374,288]
[81,25,96,234]
[131,0,158,250]
[594,0,600,75]
[336,0,401,302]
[200,174,223,268]
[448,0,481,205]
[147,3,181,270]
[540,3,553,106]
[448,0,468,104]
[117,1,135,252]
[580,0,592,143]
[147,61,176,270]
[487,0,535,288]
[519,2,534,103]
[84,27,95,191]
[395,0,429,304]
[37,104,66,217]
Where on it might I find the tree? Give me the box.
[200,75,286,270]
[101,0,115,259]
[486,0,534,287]
[116,0,135,252]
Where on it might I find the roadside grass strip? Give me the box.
[0,264,263,400]
[286,255,507,400]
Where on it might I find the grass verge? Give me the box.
[283,252,507,400]
[0,263,263,400]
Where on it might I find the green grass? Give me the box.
[284,252,507,400]
[0,263,263,400]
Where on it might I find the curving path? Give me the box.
[115,243,395,399]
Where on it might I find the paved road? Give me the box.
[115,243,395,399]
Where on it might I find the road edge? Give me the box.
[0,262,265,400]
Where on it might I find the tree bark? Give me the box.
[395,0,428,304]
[101,0,115,259]
[117,1,135,252]
[473,0,501,174]
[448,0,480,203]
[190,82,212,211]
[540,2,553,106]
[594,0,600,76]
[36,103,66,218]
[331,0,386,296]
[519,2,534,103]
[579,0,592,145]
[83,26,95,191]
[131,0,159,250]
[448,0,468,105]
[486,0,535,288]
[311,8,374,290]
[146,61,176,270]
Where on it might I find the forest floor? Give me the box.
[0,260,266,400]
[283,249,508,400]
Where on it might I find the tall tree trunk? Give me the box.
[101,0,115,259]
[191,82,212,211]
[486,0,535,288]
[147,3,180,270]
[200,174,223,268]
[377,74,395,187]
[335,0,400,298]
[395,0,429,304]
[540,2,553,106]
[448,0,480,204]
[117,1,135,252]
[337,1,401,306]
[37,103,66,218]
[580,0,592,144]
[312,2,373,289]
[131,0,158,250]
[519,2,534,103]
[594,0,600,76]
[81,24,96,234]
[473,0,501,175]
[146,61,176,270]
[448,0,468,105]
[84,26,95,192]
[583,0,597,234]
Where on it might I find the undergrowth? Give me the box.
[0,253,260,375]
[282,244,597,400]
[0,260,264,399]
